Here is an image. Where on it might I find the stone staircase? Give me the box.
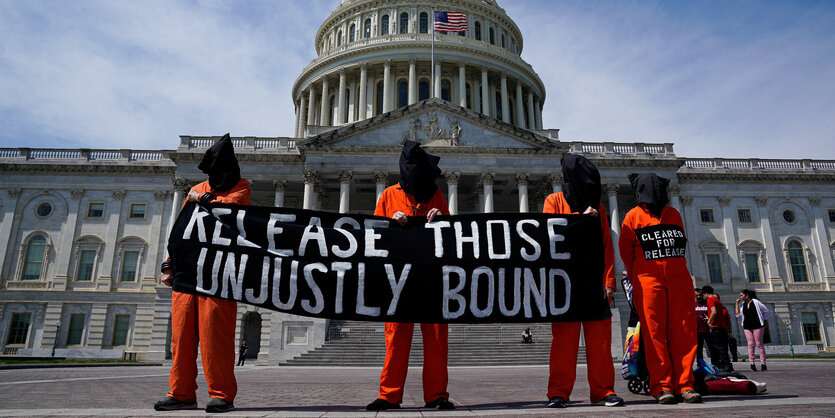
[280,321,587,366]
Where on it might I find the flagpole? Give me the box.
[431,7,435,99]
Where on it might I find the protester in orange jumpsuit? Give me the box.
[618,173,701,404]
[155,134,249,413]
[542,154,624,408]
[366,140,454,411]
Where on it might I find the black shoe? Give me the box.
[655,390,676,405]
[205,397,234,413]
[761,364,767,371]
[547,397,567,408]
[366,398,400,411]
[153,396,197,411]
[751,364,758,371]
[425,397,455,409]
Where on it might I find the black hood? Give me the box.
[197,133,241,192]
[628,173,669,217]
[399,140,441,204]
[561,154,601,213]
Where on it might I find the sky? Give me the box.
[0,0,833,159]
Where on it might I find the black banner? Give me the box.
[635,224,687,260]
[168,202,611,323]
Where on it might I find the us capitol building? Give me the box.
[1,0,834,362]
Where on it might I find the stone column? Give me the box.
[358,63,368,120]
[472,76,480,112]
[320,76,330,126]
[480,67,490,117]
[297,95,307,137]
[550,173,563,194]
[810,198,835,278]
[668,184,682,213]
[408,59,417,105]
[167,178,188,256]
[534,97,543,130]
[314,182,324,211]
[306,88,316,126]
[0,188,22,281]
[434,63,442,98]
[446,172,460,215]
[54,189,84,287]
[302,170,319,210]
[338,171,353,214]
[273,180,288,207]
[336,69,347,125]
[293,103,301,138]
[458,63,467,107]
[374,171,388,206]
[607,184,624,276]
[481,172,495,213]
[516,173,530,212]
[526,92,536,131]
[515,83,526,129]
[382,60,392,112]
[500,74,510,124]
[719,196,742,280]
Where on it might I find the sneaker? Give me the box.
[592,394,624,407]
[153,396,197,411]
[751,364,758,372]
[425,398,455,410]
[205,397,234,413]
[366,398,400,411]
[655,390,676,405]
[547,397,567,408]
[761,364,767,371]
[680,390,703,404]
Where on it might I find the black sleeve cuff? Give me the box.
[199,192,216,204]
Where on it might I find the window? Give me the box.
[375,81,384,115]
[87,202,104,218]
[829,210,835,223]
[706,254,723,283]
[744,253,761,282]
[783,209,795,224]
[129,203,146,219]
[36,202,52,217]
[22,236,46,280]
[509,98,515,125]
[495,92,502,120]
[801,312,821,342]
[349,24,355,43]
[329,95,336,124]
[738,208,752,224]
[120,251,139,282]
[474,21,481,40]
[66,313,85,346]
[700,208,715,223]
[399,12,408,34]
[501,33,505,48]
[419,80,430,101]
[6,313,31,345]
[788,241,808,282]
[381,15,389,35]
[419,12,428,33]
[397,80,408,108]
[458,30,465,37]
[76,250,96,281]
[337,30,342,46]
[364,19,371,38]
[441,79,450,101]
[489,27,495,44]
[112,314,130,346]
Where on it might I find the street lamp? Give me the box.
[783,317,795,357]
[51,320,61,357]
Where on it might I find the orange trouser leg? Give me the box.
[420,323,449,403]
[167,291,199,402]
[583,318,616,402]
[378,322,415,404]
[197,295,238,402]
[547,321,581,400]
[632,275,672,397]
[666,277,697,394]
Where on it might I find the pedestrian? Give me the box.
[735,289,769,371]
[366,141,454,411]
[542,154,624,408]
[237,340,248,367]
[694,288,710,360]
[619,173,701,404]
[702,286,732,372]
[154,134,249,413]
[522,328,533,344]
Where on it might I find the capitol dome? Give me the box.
[291,0,546,137]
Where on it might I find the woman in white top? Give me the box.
[734,289,769,371]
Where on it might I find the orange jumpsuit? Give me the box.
[167,178,250,402]
[374,184,451,405]
[618,204,696,397]
[543,192,616,402]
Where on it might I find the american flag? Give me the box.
[434,11,468,32]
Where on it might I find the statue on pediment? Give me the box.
[449,122,462,146]
[424,112,439,140]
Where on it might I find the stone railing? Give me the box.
[568,142,675,155]
[684,158,835,171]
[178,136,297,153]
[0,148,167,161]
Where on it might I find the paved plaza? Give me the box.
[0,359,834,416]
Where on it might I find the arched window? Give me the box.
[397,80,408,108]
[474,21,481,41]
[788,241,809,282]
[441,79,451,101]
[364,19,371,38]
[376,81,384,115]
[22,236,46,280]
[344,88,351,122]
[349,24,355,42]
[381,15,389,35]
[489,27,495,45]
[419,80,430,101]
[399,12,409,34]
[419,12,428,33]
[337,30,342,46]
[495,92,503,120]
